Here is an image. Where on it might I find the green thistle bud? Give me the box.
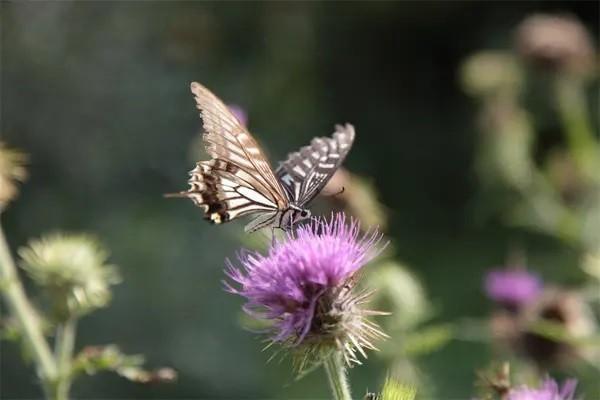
[18,233,120,320]
[0,142,28,209]
[460,51,523,98]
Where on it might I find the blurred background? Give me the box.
[1,1,599,399]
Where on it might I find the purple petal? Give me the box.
[484,268,542,307]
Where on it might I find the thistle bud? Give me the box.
[19,234,120,320]
[515,14,596,77]
[0,142,27,209]
[520,288,597,367]
[460,51,522,98]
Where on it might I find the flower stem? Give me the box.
[52,317,77,400]
[554,76,600,185]
[0,221,57,395]
[323,351,352,400]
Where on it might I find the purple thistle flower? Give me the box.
[508,378,577,400]
[225,212,387,367]
[484,268,543,309]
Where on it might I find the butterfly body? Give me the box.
[170,82,354,232]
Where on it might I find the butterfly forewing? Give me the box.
[185,83,289,226]
[191,83,288,206]
[277,123,355,206]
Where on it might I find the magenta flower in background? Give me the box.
[484,268,542,309]
[508,378,577,400]
[225,213,387,367]
[227,104,248,126]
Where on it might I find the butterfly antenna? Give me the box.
[163,192,189,198]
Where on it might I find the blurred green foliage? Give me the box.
[1,1,598,399]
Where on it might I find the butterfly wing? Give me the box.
[182,82,289,229]
[276,123,355,206]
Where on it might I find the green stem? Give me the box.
[554,76,600,185]
[323,351,352,400]
[0,221,57,395]
[52,317,77,400]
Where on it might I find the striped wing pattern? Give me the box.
[184,82,288,228]
[276,124,355,206]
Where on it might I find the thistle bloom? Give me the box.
[225,213,386,366]
[508,378,577,400]
[484,268,542,309]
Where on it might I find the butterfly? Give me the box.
[167,82,355,232]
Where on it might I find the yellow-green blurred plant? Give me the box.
[365,376,417,400]
[0,143,174,400]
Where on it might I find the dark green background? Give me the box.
[1,2,598,399]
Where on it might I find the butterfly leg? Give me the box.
[270,227,276,247]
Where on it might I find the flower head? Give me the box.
[515,14,595,76]
[484,268,542,310]
[19,233,121,320]
[0,142,27,209]
[225,213,386,367]
[508,378,577,400]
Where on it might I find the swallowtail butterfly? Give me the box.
[168,82,355,232]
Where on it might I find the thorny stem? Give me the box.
[0,221,57,396]
[53,317,77,400]
[323,351,352,400]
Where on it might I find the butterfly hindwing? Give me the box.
[276,123,355,206]
[186,159,280,224]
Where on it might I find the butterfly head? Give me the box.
[280,205,311,230]
[295,208,311,223]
